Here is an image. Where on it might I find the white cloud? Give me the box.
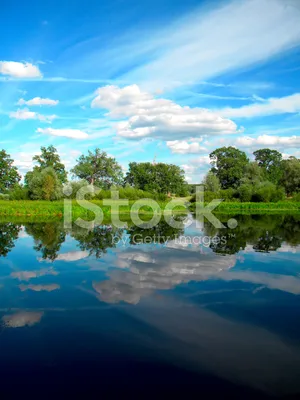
[221,93,300,118]
[237,134,300,148]
[122,0,300,86]
[11,268,58,281]
[2,311,44,328]
[10,108,56,123]
[0,61,42,78]
[92,84,241,140]
[167,139,207,154]
[18,97,59,106]
[37,127,88,139]
[55,251,89,262]
[19,284,60,292]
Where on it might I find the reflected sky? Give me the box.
[0,215,300,396]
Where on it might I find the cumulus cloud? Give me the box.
[36,127,88,139]
[10,108,56,123]
[55,251,89,262]
[237,134,300,148]
[220,93,300,118]
[19,284,60,292]
[18,97,59,106]
[11,268,58,281]
[91,84,241,140]
[167,139,207,154]
[2,311,44,328]
[0,61,42,78]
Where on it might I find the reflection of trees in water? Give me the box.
[71,225,123,258]
[0,223,21,257]
[25,222,66,261]
[127,218,185,245]
[203,214,300,255]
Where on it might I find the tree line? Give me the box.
[192,146,300,203]
[0,146,187,200]
[0,145,300,202]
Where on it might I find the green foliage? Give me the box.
[33,145,67,183]
[0,222,21,257]
[292,193,300,202]
[281,157,300,195]
[95,186,168,201]
[190,188,238,203]
[254,148,282,184]
[209,146,249,189]
[238,183,253,202]
[126,162,186,195]
[203,171,220,192]
[71,148,123,188]
[0,193,10,201]
[8,184,29,200]
[248,181,285,203]
[0,149,21,192]
[241,162,265,185]
[25,167,63,201]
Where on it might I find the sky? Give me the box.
[1,0,300,183]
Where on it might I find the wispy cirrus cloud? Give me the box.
[37,127,88,139]
[121,0,300,86]
[220,93,300,118]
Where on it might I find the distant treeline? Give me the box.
[0,145,299,202]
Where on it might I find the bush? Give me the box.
[94,186,168,201]
[251,182,285,203]
[238,184,252,202]
[8,184,29,200]
[292,192,300,202]
[0,193,10,201]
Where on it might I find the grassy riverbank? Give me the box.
[1,199,300,220]
[190,201,300,213]
[0,199,187,219]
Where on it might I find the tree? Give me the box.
[241,162,264,185]
[25,222,66,261]
[253,148,282,184]
[126,162,187,195]
[0,222,21,257]
[25,167,63,200]
[203,171,220,192]
[71,148,123,188]
[33,145,67,183]
[0,150,21,192]
[281,157,300,195]
[209,146,249,189]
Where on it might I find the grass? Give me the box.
[2,199,300,221]
[190,201,300,214]
[0,199,187,219]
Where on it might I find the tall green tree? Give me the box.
[203,171,220,192]
[71,148,123,189]
[33,145,67,183]
[253,148,282,184]
[126,162,187,195]
[25,167,63,200]
[0,150,21,192]
[209,146,249,189]
[281,157,300,195]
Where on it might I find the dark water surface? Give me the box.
[1,214,300,397]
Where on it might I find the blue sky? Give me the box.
[1,0,300,183]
